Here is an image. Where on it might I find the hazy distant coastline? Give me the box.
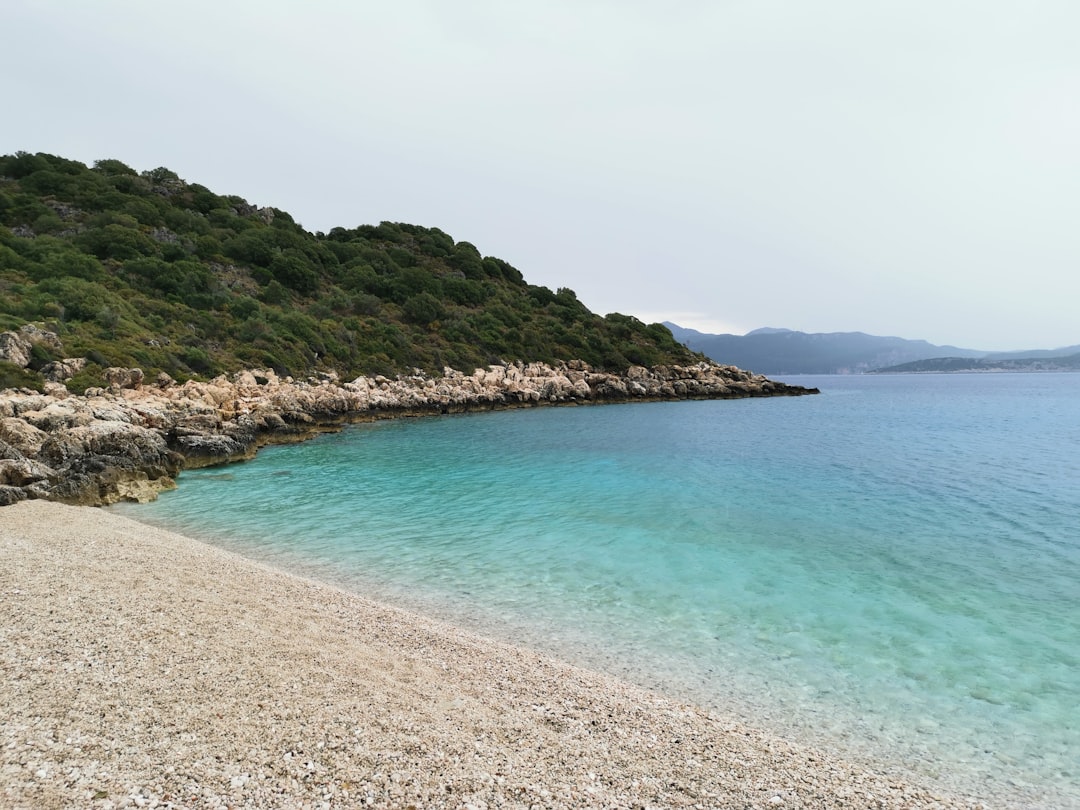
[870,354,1080,373]
[666,322,1080,375]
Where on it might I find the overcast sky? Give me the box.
[7,1,1079,350]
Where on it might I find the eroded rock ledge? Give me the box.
[0,360,817,507]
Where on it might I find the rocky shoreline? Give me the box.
[1,327,818,506]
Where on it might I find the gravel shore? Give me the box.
[1,500,995,809]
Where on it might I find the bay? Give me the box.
[113,373,1080,805]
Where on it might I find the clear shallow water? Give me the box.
[114,374,1080,806]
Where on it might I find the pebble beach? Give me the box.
[1,500,997,809]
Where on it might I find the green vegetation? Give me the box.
[1,151,699,381]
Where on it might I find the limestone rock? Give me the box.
[0,354,816,506]
[0,326,65,368]
[18,324,63,350]
[104,367,145,390]
[0,485,28,506]
[0,332,32,368]
[21,401,95,432]
[172,433,255,468]
[38,421,177,475]
[0,458,56,487]
[41,357,88,382]
[0,417,50,456]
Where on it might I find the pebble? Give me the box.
[1,501,1055,809]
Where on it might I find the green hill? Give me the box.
[0,151,700,391]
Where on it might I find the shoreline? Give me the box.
[116,485,1075,810]
[0,359,817,508]
[1,500,1004,809]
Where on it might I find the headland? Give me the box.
[1,324,817,507]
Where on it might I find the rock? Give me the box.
[0,354,816,507]
[104,367,145,390]
[173,433,256,469]
[0,485,27,506]
[173,413,223,435]
[21,401,95,432]
[41,381,69,398]
[0,332,33,368]
[0,439,25,460]
[0,327,65,368]
[38,421,177,476]
[41,357,88,382]
[0,417,50,456]
[0,458,56,487]
[18,324,63,351]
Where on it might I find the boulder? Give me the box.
[172,433,256,468]
[18,324,63,351]
[0,332,32,368]
[0,417,50,456]
[41,357,88,382]
[21,401,95,432]
[104,367,145,390]
[0,458,56,487]
[0,485,28,506]
[38,421,178,476]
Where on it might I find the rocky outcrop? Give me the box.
[0,325,63,369]
[0,358,818,506]
[0,331,34,369]
[40,357,88,382]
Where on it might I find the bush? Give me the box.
[223,229,276,267]
[269,251,318,294]
[64,363,107,395]
[27,341,60,370]
[76,223,158,260]
[260,280,289,305]
[0,361,44,392]
[403,292,443,325]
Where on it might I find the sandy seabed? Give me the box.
[1,500,1000,809]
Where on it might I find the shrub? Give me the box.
[0,361,44,392]
[260,280,289,305]
[64,363,107,395]
[403,292,443,325]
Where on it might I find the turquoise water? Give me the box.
[113,373,1080,806]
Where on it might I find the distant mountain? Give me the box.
[663,324,984,375]
[873,354,1080,373]
[983,345,1080,360]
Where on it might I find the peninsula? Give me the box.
[0,326,814,506]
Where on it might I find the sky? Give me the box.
[6,1,1079,351]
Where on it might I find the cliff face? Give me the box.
[0,350,817,506]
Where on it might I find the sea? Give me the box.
[111,373,1080,807]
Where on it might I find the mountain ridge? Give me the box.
[665,323,1079,375]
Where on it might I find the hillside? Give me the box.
[664,324,982,375]
[0,151,700,392]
